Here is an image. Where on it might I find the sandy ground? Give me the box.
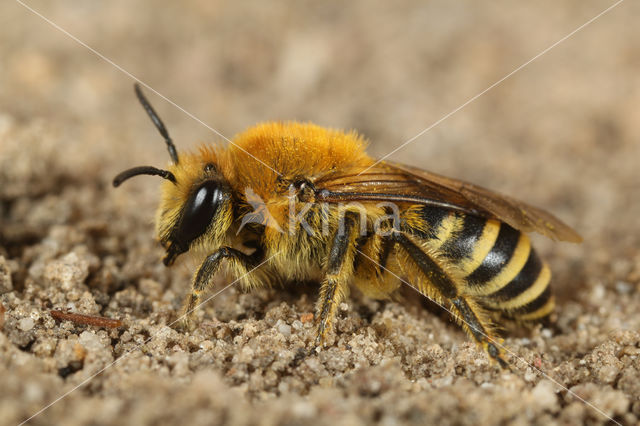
[1,1,640,425]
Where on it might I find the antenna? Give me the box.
[134,83,179,163]
[113,166,176,187]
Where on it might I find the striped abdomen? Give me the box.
[406,206,554,321]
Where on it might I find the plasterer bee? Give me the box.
[113,84,582,366]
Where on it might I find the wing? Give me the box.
[313,161,582,243]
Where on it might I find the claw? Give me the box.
[175,311,195,333]
[487,341,511,370]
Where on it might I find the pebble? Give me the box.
[531,380,557,410]
[524,369,538,382]
[276,320,292,338]
[44,251,90,291]
[0,256,13,294]
[79,331,104,352]
[19,317,35,331]
[615,281,632,295]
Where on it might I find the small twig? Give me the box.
[50,310,123,328]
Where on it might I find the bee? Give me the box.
[114,84,582,366]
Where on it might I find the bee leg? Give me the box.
[179,247,261,330]
[450,297,509,369]
[393,233,508,368]
[314,212,359,347]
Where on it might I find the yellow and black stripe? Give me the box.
[404,206,554,321]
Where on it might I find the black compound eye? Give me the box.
[173,181,225,250]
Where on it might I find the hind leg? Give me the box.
[393,232,508,367]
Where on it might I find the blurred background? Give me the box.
[1,0,638,325]
[2,1,640,424]
[3,0,639,243]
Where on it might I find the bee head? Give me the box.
[113,84,234,266]
[156,158,233,266]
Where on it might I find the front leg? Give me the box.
[315,211,360,346]
[180,246,261,329]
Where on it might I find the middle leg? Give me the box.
[315,211,361,346]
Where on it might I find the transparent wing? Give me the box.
[313,161,582,242]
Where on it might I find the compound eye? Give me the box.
[174,181,225,249]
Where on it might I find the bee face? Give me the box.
[160,177,232,266]
[111,84,234,267]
